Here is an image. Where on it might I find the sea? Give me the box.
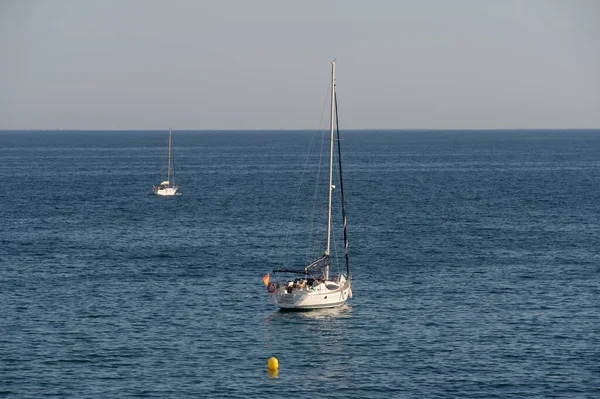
[0,129,598,398]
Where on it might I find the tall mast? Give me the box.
[167,128,172,186]
[325,60,336,280]
[335,92,350,278]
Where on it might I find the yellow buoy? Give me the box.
[267,357,279,371]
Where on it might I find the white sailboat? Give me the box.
[153,128,178,196]
[264,60,352,310]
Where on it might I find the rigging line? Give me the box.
[306,81,333,265]
[162,134,170,181]
[306,128,327,266]
[329,147,343,277]
[171,140,176,185]
[334,88,350,278]
[330,214,342,275]
[275,134,316,269]
[276,81,332,270]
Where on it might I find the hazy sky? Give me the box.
[1,0,599,129]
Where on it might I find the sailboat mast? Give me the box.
[325,60,336,280]
[335,94,350,278]
[167,128,172,186]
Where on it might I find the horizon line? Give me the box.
[1,128,599,132]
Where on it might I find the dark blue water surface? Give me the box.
[1,130,599,398]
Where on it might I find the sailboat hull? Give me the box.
[153,187,178,196]
[270,276,351,310]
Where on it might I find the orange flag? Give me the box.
[262,273,270,286]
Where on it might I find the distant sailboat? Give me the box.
[153,128,178,196]
[264,60,352,310]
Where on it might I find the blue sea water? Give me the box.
[0,130,599,398]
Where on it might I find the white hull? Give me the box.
[270,275,351,310]
[154,186,178,196]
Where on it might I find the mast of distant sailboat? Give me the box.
[167,128,173,187]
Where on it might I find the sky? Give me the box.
[1,0,599,130]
